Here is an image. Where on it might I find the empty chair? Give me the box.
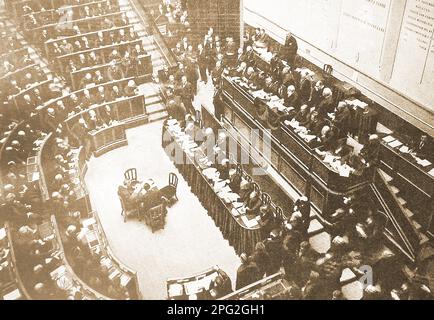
[118,190,139,222]
[252,182,260,194]
[148,203,167,232]
[275,206,284,224]
[160,172,179,203]
[244,174,253,183]
[124,168,138,182]
[261,192,271,206]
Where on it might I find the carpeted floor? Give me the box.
[84,120,241,300]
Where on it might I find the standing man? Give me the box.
[283,32,298,66]
[180,76,195,115]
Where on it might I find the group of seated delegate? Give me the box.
[117,174,176,226]
[0,0,143,299]
[21,0,123,42]
[163,118,415,300]
[213,33,379,177]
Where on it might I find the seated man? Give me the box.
[245,191,261,217]
[124,80,138,97]
[310,125,337,151]
[411,134,433,161]
[217,158,231,181]
[294,104,311,123]
[140,183,164,215]
[239,180,253,202]
[228,169,242,194]
[118,179,138,210]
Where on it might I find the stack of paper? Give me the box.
[428,168,434,177]
[382,135,395,143]
[168,283,184,297]
[0,228,6,240]
[417,159,432,167]
[3,288,21,300]
[388,140,403,148]
[399,146,410,154]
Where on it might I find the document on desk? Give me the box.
[120,274,131,287]
[323,154,335,164]
[338,165,351,178]
[399,146,410,154]
[3,288,21,300]
[168,283,184,297]
[382,135,395,143]
[50,265,67,280]
[428,168,434,177]
[82,218,96,229]
[184,281,201,296]
[417,159,432,167]
[388,140,403,148]
[0,228,6,240]
[241,215,259,228]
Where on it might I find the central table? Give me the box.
[162,123,262,256]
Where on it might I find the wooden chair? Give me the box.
[118,191,139,223]
[252,182,260,194]
[148,203,167,233]
[160,172,179,203]
[236,163,243,175]
[124,168,138,182]
[195,109,202,128]
[261,192,271,206]
[275,206,285,223]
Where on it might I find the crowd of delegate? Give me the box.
[0,0,147,299]
[151,0,433,300]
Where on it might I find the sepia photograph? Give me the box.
[0,0,433,305]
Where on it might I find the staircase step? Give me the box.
[145,94,161,106]
[148,110,168,122]
[420,233,430,245]
[146,102,165,114]
[389,185,400,195]
[397,197,407,207]
[404,208,414,219]
[412,220,422,231]
[379,169,393,183]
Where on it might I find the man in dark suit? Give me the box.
[197,43,208,83]
[245,191,262,217]
[106,61,124,81]
[283,32,298,66]
[309,81,325,108]
[179,75,194,114]
[317,88,334,118]
[413,135,433,161]
[235,253,262,290]
[299,71,313,105]
[333,102,351,138]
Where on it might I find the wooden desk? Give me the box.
[219,272,290,300]
[56,38,142,74]
[163,122,263,255]
[44,24,133,58]
[64,94,147,132]
[10,79,52,115]
[221,76,372,218]
[89,122,127,157]
[166,266,226,300]
[81,211,141,299]
[69,54,152,90]
[25,11,124,43]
